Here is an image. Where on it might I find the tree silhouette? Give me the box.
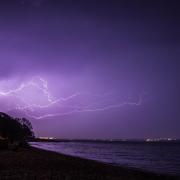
[15,117,34,140]
[0,112,34,145]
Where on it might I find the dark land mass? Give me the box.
[33,138,180,144]
[0,147,179,180]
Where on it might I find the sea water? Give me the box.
[30,141,180,176]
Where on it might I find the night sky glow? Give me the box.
[0,0,179,139]
[0,76,144,119]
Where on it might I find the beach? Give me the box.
[0,147,178,180]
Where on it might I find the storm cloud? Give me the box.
[0,0,179,139]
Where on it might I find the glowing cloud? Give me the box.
[0,76,145,119]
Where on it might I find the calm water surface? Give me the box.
[30,141,180,176]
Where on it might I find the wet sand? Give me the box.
[0,147,178,180]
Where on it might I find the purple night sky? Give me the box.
[0,0,179,139]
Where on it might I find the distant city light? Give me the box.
[145,138,177,142]
[38,137,56,140]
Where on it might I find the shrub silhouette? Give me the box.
[0,112,34,146]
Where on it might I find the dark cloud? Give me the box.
[0,0,179,138]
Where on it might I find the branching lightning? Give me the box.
[0,76,145,119]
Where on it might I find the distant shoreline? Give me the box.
[0,146,178,180]
[31,138,180,144]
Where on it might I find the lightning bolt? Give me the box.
[0,76,145,119]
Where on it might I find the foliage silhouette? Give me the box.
[0,112,34,147]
